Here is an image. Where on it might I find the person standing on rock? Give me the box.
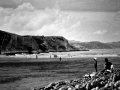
[94,58,97,72]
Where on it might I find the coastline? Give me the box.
[1,49,120,59]
[0,53,119,59]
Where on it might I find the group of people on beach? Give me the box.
[38,57,120,90]
[93,57,114,73]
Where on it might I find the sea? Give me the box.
[41,49,120,58]
[6,49,120,58]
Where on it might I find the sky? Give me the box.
[0,0,120,42]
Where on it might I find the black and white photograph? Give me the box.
[0,0,120,90]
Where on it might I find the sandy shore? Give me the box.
[0,53,119,59]
[0,52,120,90]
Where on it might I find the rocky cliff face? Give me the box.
[0,30,79,54]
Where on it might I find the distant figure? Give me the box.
[104,58,114,72]
[68,54,70,57]
[60,57,61,61]
[0,48,1,54]
[54,55,57,58]
[94,58,97,72]
[36,54,38,59]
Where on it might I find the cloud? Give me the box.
[113,32,120,36]
[93,30,107,35]
[115,11,120,21]
[16,2,34,11]
[0,2,81,40]
[13,0,21,4]
[1,2,119,42]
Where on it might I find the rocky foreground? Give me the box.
[33,70,120,90]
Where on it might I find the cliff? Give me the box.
[0,30,79,54]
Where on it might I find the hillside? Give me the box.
[1,30,119,54]
[0,30,80,54]
[69,41,120,49]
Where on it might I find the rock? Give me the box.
[118,86,120,90]
[104,83,109,88]
[67,86,75,90]
[114,80,120,87]
[91,80,98,87]
[108,82,114,89]
[38,87,45,90]
[86,82,91,90]
[96,87,99,90]
[91,88,96,90]
[37,70,120,90]
[58,86,68,90]
[75,84,81,89]
[67,87,72,90]
[100,81,106,87]
[99,87,106,90]
[90,72,96,78]
[47,82,56,87]
[31,88,37,90]
[113,74,117,82]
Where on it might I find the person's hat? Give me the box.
[94,57,97,60]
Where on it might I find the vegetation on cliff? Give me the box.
[0,30,80,54]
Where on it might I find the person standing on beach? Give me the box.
[60,57,61,61]
[36,54,38,59]
[94,58,97,72]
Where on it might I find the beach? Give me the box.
[0,49,120,90]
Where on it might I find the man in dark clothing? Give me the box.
[104,58,112,70]
[60,57,61,61]
[103,58,114,73]
[94,58,97,72]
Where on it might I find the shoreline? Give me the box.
[0,53,119,59]
[0,49,120,59]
